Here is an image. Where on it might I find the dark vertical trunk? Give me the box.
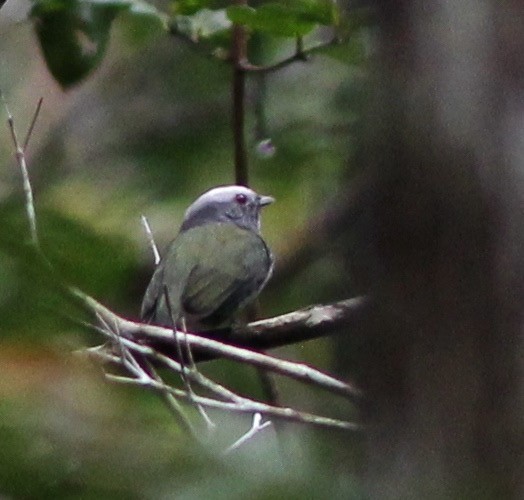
[345,2,524,497]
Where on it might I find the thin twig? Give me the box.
[82,332,360,432]
[105,372,359,431]
[140,215,161,265]
[82,322,361,432]
[1,93,40,247]
[23,97,43,151]
[224,413,272,454]
[163,287,215,428]
[163,286,188,384]
[93,312,198,436]
[168,23,340,76]
[83,332,245,405]
[238,36,340,74]
[143,361,200,439]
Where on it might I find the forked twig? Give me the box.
[93,311,197,437]
[224,413,272,454]
[1,92,42,247]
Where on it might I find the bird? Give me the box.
[140,185,274,332]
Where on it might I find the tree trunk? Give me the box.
[346,2,524,497]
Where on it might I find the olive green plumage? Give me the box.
[141,185,274,331]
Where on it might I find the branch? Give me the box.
[168,22,340,76]
[140,215,160,265]
[223,413,272,454]
[231,0,249,185]
[72,288,365,401]
[238,36,340,74]
[2,94,43,247]
[87,335,359,431]
[105,371,359,431]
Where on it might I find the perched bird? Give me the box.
[141,185,274,331]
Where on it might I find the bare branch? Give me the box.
[140,215,160,265]
[1,93,40,247]
[94,311,198,437]
[162,285,215,429]
[23,97,43,150]
[224,413,272,454]
[83,336,359,431]
[105,371,359,431]
[71,288,364,401]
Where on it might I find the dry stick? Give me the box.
[2,93,42,247]
[140,215,161,266]
[83,336,359,431]
[162,286,215,429]
[72,289,362,401]
[23,97,43,150]
[223,413,272,454]
[105,372,358,431]
[179,315,216,430]
[143,361,203,441]
[83,331,242,405]
[162,286,190,389]
[94,312,198,437]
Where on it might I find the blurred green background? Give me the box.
[0,2,365,497]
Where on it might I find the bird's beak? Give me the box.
[258,195,275,207]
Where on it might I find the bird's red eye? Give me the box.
[235,193,248,205]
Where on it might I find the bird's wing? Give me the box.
[140,223,271,327]
[180,224,272,325]
[140,238,189,325]
[140,261,166,323]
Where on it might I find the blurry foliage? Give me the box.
[0,0,369,497]
[31,0,167,87]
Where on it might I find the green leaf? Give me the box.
[31,0,166,87]
[172,0,232,16]
[227,3,316,38]
[226,5,256,26]
[0,199,138,338]
[173,0,213,16]
[121,1,168,45]
[284,0,339,26]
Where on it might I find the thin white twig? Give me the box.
[143,361,199,438]
[1,92,41,247]
[82,336,360,431]
[88,316,197,436]
[141,215,160,265]
[181,315,216,430]
[223,413,272,454]
[163,288,193,393]
[104,371,359,431]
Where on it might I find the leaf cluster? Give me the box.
[29,0,351,87]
